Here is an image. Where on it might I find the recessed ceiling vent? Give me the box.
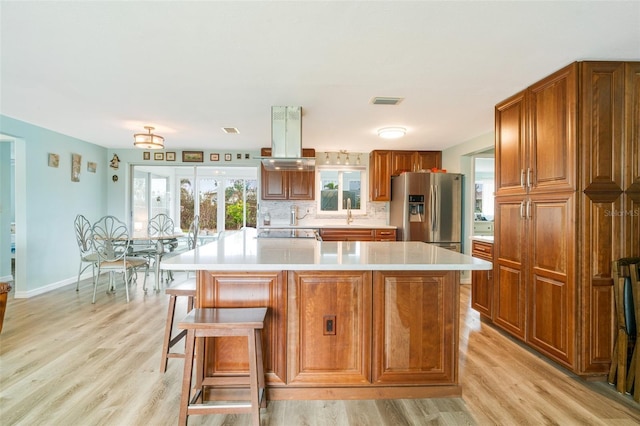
[222,127,239,134]
[371,97,404,106]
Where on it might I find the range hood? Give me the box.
[256,106,316,171]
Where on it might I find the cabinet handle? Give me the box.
[521,169,525,189]
[526,200,531,219]
[527,168,532,189]
[520,201,525,219]
[487,270,492,280]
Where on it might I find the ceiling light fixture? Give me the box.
[378,127,406,139]
[325,152,330,164]
[133,126,164,149]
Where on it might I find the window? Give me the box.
[131,165,256,234]
[317,166,366,214]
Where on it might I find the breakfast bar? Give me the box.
[161,228,491,400]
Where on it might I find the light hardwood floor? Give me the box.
[1,273,639,425]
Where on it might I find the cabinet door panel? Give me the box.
[372,271,458,385]
[288,271,371,385]
[288,170,314,200]
[391,151,415,176]
[624,62,640,258]
[494,198,526,338]
[197,271,287,385]
[495,91,527,196]
[529,62,577,193]
[261,165,287,200]
[416,151,442,171]
[527,193,575,368]
[369,150,392,201]
[471,241,493,317]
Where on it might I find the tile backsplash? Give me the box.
[260,200,389,227]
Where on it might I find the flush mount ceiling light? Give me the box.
[133,126,164,149]
[377,127,406,139]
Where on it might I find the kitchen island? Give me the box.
[161,228,491,400]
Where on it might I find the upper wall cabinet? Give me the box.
[260,148,315,200]
[496,64,577,197]
[391,151,441,176]
[369,150,441,202]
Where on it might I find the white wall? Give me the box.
[441,131,494,283]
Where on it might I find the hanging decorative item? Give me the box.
[110,154,120,169]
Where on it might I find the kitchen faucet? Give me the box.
[346,197,353,224]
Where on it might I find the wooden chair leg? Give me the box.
[160,294,177,373]
[609,339,618,384]
[179,330,196,426]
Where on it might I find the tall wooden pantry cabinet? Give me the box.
[493,61,640,377]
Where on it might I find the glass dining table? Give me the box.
[128,231,184,292]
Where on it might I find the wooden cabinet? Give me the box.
[374,229,396,241]
[197,268,463,398]
[196,270,287,385]
[391,151,441,176]
[287,271,372,385]
[471,240,493,319]
[319,228,396,242]
[493,61,639,377]
[261,148,315,200]
[369,150,392,201]
[369,150,441,201]
[372,270,458,385]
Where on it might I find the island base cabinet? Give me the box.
[287,271,372,385]
[196,270,287,386]
[372,271,458,385]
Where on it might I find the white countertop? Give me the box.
[470,235,494,243]
[162,228,492,272]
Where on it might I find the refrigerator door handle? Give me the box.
[432,185,438,232]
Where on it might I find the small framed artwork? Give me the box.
[87,161,97,173]
[48,153,59,168]
[71,153,82,182]
[245,153,250,159]
[166,152,176,161]
[143,152,150,160]
[236,153,242,159]
[224,153,232,161]
[154,152,164,161]
[183,151,204,162]
[210,153,219,162]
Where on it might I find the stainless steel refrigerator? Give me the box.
[389,172,463,252]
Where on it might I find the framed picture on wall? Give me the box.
[71,153,82,182]
[224,153,232,161]
[87,162,97,173]
[183,151,204,162]
[166,152,176,161]
[48,153,59,168]
[143,152,150,160]
[210,153,219,161]
[154,152,164,161]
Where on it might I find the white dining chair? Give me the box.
[74,214,98,291]
[91,215,148,303]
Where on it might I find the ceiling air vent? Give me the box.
[222,127,239,134]
[371,97,404,106]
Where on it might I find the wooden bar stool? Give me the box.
[160,282,196,373]
[178,307,267,426]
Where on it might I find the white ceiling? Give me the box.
[1,1,639,154]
